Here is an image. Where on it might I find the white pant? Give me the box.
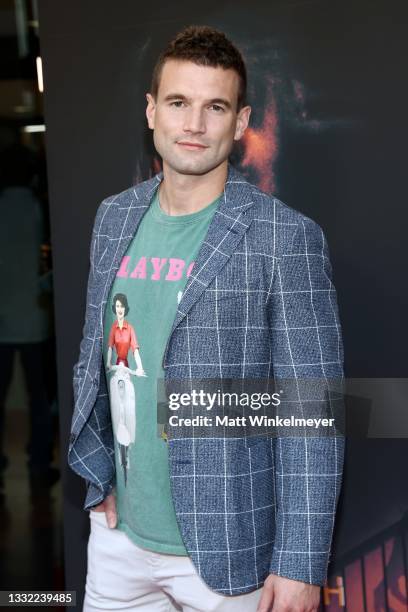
[84,510,262,611]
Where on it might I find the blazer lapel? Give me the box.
[100,174,162,306]
[167,163,256,338]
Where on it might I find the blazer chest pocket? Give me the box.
[199,286,265,309]
[195,286,267,328]
[201,287,244,300]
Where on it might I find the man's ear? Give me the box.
[234,105,251,141]
[145,93,156,130]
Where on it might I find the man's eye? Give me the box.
[210,104,224,112]
[170,101,184,108]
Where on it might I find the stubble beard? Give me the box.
[156,139,229,178]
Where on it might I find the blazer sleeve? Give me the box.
[267,216,345,586]
[72,200,108,416]
[69,200,115,509]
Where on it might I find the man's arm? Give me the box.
[261,217,344,609]
[72,200,108,411]
[69,199,116,509]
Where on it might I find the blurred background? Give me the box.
[0,0,63,596]
[0,0,408,610]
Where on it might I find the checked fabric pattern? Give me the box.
[68,163,344,595]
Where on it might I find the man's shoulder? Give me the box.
[228,169,326,259]
[228,165,316,229]
[241,178,324,247]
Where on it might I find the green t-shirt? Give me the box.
[103,189,220,554]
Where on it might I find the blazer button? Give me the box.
[93,377,99,387]
[69,433,76,444]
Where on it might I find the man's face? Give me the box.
[146,60,251,176]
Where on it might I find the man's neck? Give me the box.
[158,160,228,216]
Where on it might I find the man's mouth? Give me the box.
[177,141,209,150]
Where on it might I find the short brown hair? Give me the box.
[150,25,247,111]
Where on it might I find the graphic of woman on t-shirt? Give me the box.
[106,292,146,484]
[106,293,146,374]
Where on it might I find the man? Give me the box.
[68,25,344,611]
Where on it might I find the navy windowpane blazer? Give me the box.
[68,163,344,595]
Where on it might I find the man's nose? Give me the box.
[183,107,205,133]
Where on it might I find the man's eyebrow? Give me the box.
[163,93,232,109]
